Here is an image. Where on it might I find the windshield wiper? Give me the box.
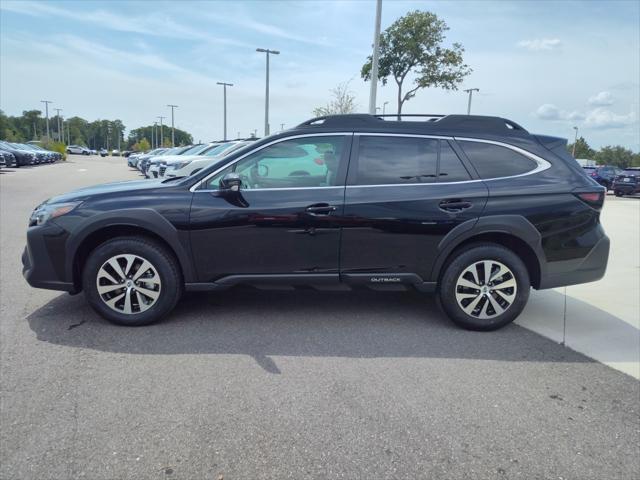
[161,176,186,183]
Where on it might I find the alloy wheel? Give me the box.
[96,254,162,315]
[454,260,517,320]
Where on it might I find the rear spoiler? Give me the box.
[534,134,567,150]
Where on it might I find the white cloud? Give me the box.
[535,104,584,121]
[516,38,562,51]
[535,104,561,119]
[584,108,636,129]
[588,91,614,106]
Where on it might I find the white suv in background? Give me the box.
[66,145,90,155]
[162,140,254,178]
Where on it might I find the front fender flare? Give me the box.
[64,208,195,283]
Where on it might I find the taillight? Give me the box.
[590,172,598,177]
[574,191,605,210]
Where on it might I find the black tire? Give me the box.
[82,236,182,326]
[438,243,530,331]
[614,190,623,197]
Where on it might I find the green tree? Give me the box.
[595,146,637,168]
[313,80,357,117]
[361,10,471,117]
[132,138,151,152]
[567,136,596,159]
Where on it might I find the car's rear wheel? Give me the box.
[82,236,182,326]
[614,190,623,197]
[438,243,530,331]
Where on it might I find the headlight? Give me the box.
[172,160,193,170]
[29,201,82,226]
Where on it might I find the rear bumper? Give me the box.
[538,234,610,289]
[612,183,639,194]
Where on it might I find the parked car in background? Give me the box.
[122,150,132,158]
[23,114,610,330]
[612,168,640,197]
[0,141,36,166]
[66,145,91,155]
[112,149,120,156]
[582,165,623,190]
[162,140,256,178]
[0,153,6,169]
[0,150,17,168]
[99,149,108,157]
[128,148,166,169]
[144,145,193,178]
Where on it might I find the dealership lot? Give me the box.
[1,157,639,479]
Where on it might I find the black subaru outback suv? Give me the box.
[23,114,609,331]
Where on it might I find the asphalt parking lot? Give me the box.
[1,156,639,480]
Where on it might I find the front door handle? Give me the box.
[439,199,473,212]
[305,204,337,215]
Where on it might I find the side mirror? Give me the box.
[219,172,242,192]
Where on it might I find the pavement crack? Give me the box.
[67,319,87,330]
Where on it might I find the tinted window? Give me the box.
[355,136,438,185]
[204,136,345,190]
[439,142,471,182]
[459,141,537,179]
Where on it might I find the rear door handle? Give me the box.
[305,203,337,215]
[439,200,473,212]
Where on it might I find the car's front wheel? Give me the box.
[82,236,182,326]
[438,243,530,331]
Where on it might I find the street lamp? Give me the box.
[256,48,280,136]
[216,82,233,141]
[368,0,382,115]
[167,105,178,146]
[54,108,63,142]
[572,126,579,157]
[157,116,165,147]
[40,100,52,139]
[463,88,479,115]
[382,101,389,115]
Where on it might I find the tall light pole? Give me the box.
[40,100,52,139]
[167,105,178,146]
[382,101,389,115]
[280,123,285,131]
[152,121,157,149]
[572,126,579,157]
[368,0,383,115]
[54,108,62,142]
[216,82,233,140]
[463,88,479,115]
[157,116,165,147]
[256,48,280,136]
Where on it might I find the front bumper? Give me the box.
[22,223,76,293]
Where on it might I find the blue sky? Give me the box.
[1,0,638,149]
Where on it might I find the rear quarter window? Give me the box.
[458,141,537,179]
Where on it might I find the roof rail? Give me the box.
[296,113,528,134]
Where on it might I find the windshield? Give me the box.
[180,144,206,156]
[204,143,237,157]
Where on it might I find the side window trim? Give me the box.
[191,132,353,192]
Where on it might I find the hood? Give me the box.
[46,179,169,204]
[162,154,203,165]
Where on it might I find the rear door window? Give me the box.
[352,136,438,185]
[458,141,537,179]
[439,142,471,182]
